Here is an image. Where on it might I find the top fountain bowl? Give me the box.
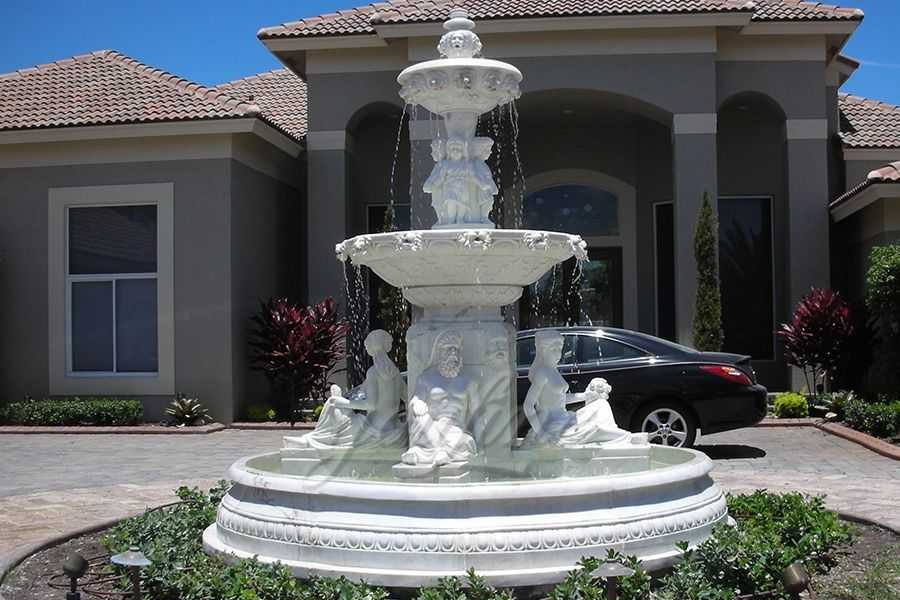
[398,59,522,116]
[337,229,586,308]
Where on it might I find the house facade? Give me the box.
[2,0,899,422]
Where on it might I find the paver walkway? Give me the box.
[2,427,899,567]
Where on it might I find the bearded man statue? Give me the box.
[401,330,478,466]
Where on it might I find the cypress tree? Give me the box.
[692,191,724,351]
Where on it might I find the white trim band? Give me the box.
[673,114,717,135]
[786,119,828,140]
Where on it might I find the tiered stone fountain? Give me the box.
[204,9,727,589]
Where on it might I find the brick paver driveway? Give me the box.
[2,427,899,566]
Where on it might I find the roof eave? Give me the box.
[0,117,303,157]
[831,182,900,222]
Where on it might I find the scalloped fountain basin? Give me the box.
[337,229,586,307]
[202,446,727,588]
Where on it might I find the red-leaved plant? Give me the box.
[249,297,349,425]
[777,288,854,397]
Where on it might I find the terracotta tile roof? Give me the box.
[839,93,900,149]
[832,161,900,208]
[0,50,262,133]
[259,0,862,39]
[215,68,308,140]
[0,51,307,144]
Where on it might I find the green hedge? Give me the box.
[0,397,143,426]
[102,486,851,600]
[843,398,900,439]
[773,392,809,418]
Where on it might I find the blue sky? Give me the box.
[0,0,897,103]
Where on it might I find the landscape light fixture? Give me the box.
[592,559,635,600]
[782,561,816,600]
[111,546,151,600]
[61,553,88,600]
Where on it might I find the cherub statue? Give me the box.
[422,136,497,227]
[470,138,498,222]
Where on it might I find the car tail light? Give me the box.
[700,365,752,386]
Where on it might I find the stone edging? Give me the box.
[756,418,900,461]
[816,421,900,462]
[0,423,226,434]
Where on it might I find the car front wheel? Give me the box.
[633,403,697,448]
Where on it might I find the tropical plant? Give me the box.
[777,288,855,398]
[692,191,723,351]
[249,297,349,425]
[773,392,809,419]
[165,395,210,427]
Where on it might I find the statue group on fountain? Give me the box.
[424,136,498,228]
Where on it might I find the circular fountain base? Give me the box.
[203,447,727,588]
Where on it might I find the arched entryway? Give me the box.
[508,89,672,332]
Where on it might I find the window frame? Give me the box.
[65,203,159,377]
[48,183,175,396]
[717,195,777,362]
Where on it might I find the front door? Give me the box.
[578,247,623,327]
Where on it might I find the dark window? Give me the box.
[515,335,577,369]
[519,248,622,329]
[577,336,646,364]
[68,205,158,373]
[524,185,618,236]
[718,197,774,359]
[654,202,676,341]
[69,205,157,274]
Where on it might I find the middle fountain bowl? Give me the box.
[336,229,587,308]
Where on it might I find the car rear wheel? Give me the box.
[634,403,697,448]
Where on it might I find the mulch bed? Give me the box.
[3,520,898,600]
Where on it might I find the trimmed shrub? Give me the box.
[0,396,142,426]
[773,392,809,418]
[692,191,724,352]
[659,492,852,599]
[843,399,900,439]
[245,403,277,422]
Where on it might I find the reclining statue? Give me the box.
[284,329,406,451]
[522,329,632,448]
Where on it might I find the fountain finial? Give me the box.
[438,8,481,58]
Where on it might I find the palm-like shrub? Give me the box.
[778,288,854,396]
[249,297,349,424]
[165,395,210,426]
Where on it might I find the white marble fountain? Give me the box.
[203,9,727,588]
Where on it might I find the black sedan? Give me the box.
[515,327,768,447]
